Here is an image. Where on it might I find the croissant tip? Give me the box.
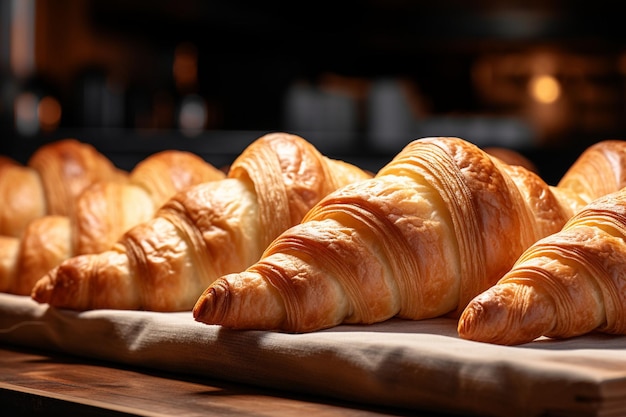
[459,284,554,346]
[458,295,516,345]
[457,302,483,339]
[192,290,211,320]
[31,270,56,303]
[194,276,239,327]
[193,284,223,324]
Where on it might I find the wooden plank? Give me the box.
[0,345,425,417]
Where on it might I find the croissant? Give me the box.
[556,139,626,205]
[0,155,19,172]
[0,139,126,238]
[73,149,225,255]
[458,188,626,345]
[481,146,538,174]
[0,215,71,294]
[31,132,372,311]
[191,136,586,332]
[0,150,224,295]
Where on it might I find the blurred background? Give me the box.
[2,0,626,183]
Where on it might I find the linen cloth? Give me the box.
[1,293,625,417]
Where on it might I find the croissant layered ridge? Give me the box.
[0,138,126,238]
[458,188,626,345]
[73,149,225,255]
[557,139,626,205]
[0,149,224,296]
[33,179,258,311]
[193,137,577,332]
[31,133,372,311]
[3,215,72,295]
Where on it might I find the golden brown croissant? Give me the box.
[0,150,224,295]
[0,139,126,238]
[0,155,19,172]
[73,149,225,255]
[556,139,626,205]
[458,187,626,345]
[482,146,538,174]
[0,215,71,295]
[31,133,372,311]
[192,136,583,332]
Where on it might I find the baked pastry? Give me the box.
[0,150,224,295]
[0,155,19,172]
[1,215,71,295]
[192,136,581,332]
[482,147,538,173]
[556,139,626,205]
[73,149,225,255]
[31,133,372,311]
[0,139,126,238]
[458,187,626,345]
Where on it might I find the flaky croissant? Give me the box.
[73,149,225,255]
[192,136,584,332]
[556,139,626,205]
[0,155,19,172]
[31,132,372,311]
[458,188,626,345]
[481,146,538,174]
[0,139,126,238]
[0,150,224,295]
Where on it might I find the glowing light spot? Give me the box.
[38,96,62,132]
[179,94,207,137]
[529,74,561,104]
[14,92,38,136]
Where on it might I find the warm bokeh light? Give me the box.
[178,94,207,136]
[173,42,198,93]
[9,0,35,79]
[14,92,38,136]
[38,95,62,132]
[528,74,561,104]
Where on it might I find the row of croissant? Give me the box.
[1,133,625,346]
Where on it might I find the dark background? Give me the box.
[3,0,626,184]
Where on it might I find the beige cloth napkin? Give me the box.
[1,293,625,417]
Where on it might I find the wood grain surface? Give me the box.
[0,344,453,417]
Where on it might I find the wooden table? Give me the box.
[0,344,457,417]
